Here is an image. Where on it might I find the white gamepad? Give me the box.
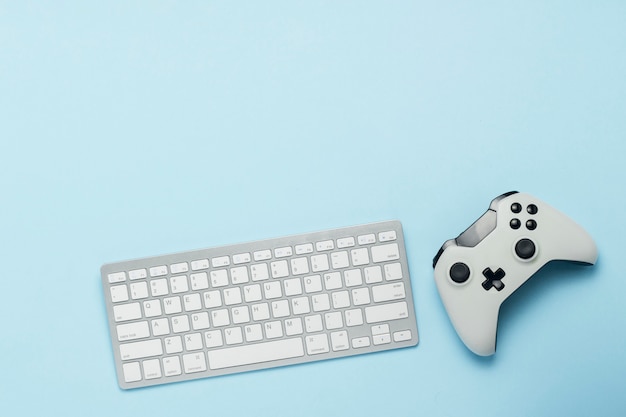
[433,191,598,356]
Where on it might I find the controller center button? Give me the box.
[515,238,536,259]
[449,262,470,283]
[527,204,538,214]
[510,218,521,229]
[511,203,522,213]
[526,219,537,230]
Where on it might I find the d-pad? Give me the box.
[482,267,506,291]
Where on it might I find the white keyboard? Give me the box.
[101,221,418,389]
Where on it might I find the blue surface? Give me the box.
[1,2,625,416]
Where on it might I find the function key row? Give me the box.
[107,230,398,283]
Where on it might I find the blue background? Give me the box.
[1,1,625,416]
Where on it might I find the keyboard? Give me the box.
[101,221,418,389]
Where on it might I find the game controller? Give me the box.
[433,191,598,356]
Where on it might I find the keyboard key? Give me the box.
[191,259,209,271]
[170,262,188,274]
[393,330,412,342]
[225,327,243,345]
[331,331,349,351]
[371,324,390,336]
[311,294,330,312]
[110,285,129,303]
[183,352,207,374]
[204,330,223,348]
[113,302,142,322]
[250,263,269,281]
[183,293,202,311]
[120,339,163,361]
[253,250,272,261]
[305,314,323,332]
[151,318,170,336]
[243,284,262,302]
[323,272,342,290]
[231,306,250,324]
[210,270,229,287]
[207,338,305,370]
[351,287,370,306]
[316,240,334,251]
[162,356,182,376]
[350,248,369,266]
[291,297,310,315]
[372,282,405,303]
[171,315,190,333]
[284,318,304,336]
[344,269,363,287]
[336,237,355,248]
[163,296,182,314]
[290,257,309,275]
[123,362,141,382]
[129,269,147,280]
[202,290,222,308]
[143,300,162,317]
[304,275,322,293]
[352,336,371,348]
[364,266,383,284]
[371,243,400,263]
[373,334,391,345]
[264,321,283,339]
[263,282,282,299]
[233,253,251,264]
[211,309,230,327]
[378,230,397,242]
[295,243,313,255]
[245,324,263,342]
[270,260,289,278]
[143,358,162,380]
[108,272,126,283]
[364,301,409,323]
[164,336,183,354]
[274,246,293,258]
[310,254,329,272]
[149,266,167,277]
[130,282,149,300]
[357,234,376,245]
[305,334,329,355]
[190,272,209,290]
[182,333,201,350]
[170,275,189,294]
[384,263,403,281]
[116,321,150,342]
[332,291,350,309]
[283,278,303,296]
[212,256,230,268]
[324,311,343,330]
[345,308,363,327]
[230,266,249,284]
[150,279,168,297]
[331,251,350,269]
[191,312,210,330]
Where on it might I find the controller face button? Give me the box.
[510,218,521,229]
[511,203,522,213]
[527,204,538,214]
[449,262,471,283]
[515,238,536,260]
[526,219,537,230]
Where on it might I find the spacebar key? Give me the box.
[207,338,305,370]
